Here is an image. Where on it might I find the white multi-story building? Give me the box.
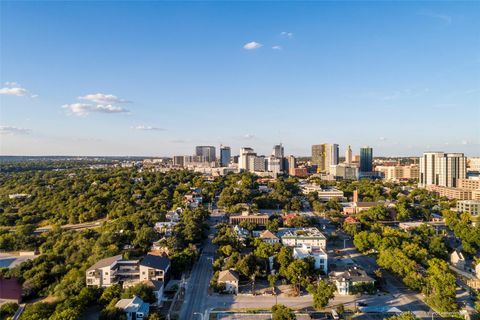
[267,156,282,175]
[239,147,255,171]
[86,255,170,288]
[300,184,344,201]
[457,200,480,217]
[325,144,339,174]
[419,152,466,188]
[280,227,327,249]
[293,244,328,273]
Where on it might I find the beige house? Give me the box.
[218,270,239,294]
[259,230,280,244]
[450,250,466,270]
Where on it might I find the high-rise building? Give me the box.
[312,144,325,170]
[272,144,284,158]
[173,156,184,167]
[267,156,282,175]
[195,146,216,162]
[419,152,466,187]
[287,155,297,175]
[219,145,231,167]
[311,143,338,173]
[326,144,339,174]
[239,147,255,171]
[249,156,266,172]
[360,146,373,172]
[345,145,352,164]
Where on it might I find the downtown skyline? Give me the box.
[1,1,479,157]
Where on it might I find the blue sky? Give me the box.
[1,1,479,157]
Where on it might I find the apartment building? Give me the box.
[280,227,327,249]
[86,254,170,288]
[293,244,328,273]
[426,185,472,200]
[419,152,466,188]
[457,200,480,216]
[457,178,480,190]
[376,164,419,181]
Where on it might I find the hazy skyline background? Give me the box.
[1,1,479,157]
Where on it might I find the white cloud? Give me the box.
[131,125,165,131]
[243,133,255,140]
[280,31,294,38]
[243,41,263,50]
[62,103,129,116]
[272,45,282,50]
[0,82,37,97]
[78,93,130,105]
[418,11,452,25]
[63,92,131,116]
[461,140,468,145]
[379,137,386,141]
[0,87,28,96]
[0,126,31,135]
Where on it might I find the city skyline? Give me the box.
[1,1,479,156]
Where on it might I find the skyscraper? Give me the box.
[325,144,339,174]
[272,144,284,158]
[345,145,352,164]
[239,147,255,171]
[312,144,325,170]
[195,146,216,162]
[219,145,231,167]
[311,143,338,173]
[359,146,373,172]
[419,152,466,187]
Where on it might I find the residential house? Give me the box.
[233,225,250,242]
[259,230,280,244]
[329,266,375,295]
[217,270,239,294]
[166,208,182,222]
[450,250,466,270]
[154,222,177,236]
[125,280,164,306]
[293,244,328,274]
[115,295,149,320]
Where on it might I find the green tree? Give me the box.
[0,302,19,319]
[271,304,296,320]
[425,259,457,312]
[307,280,336,310]
[122,283,156,304]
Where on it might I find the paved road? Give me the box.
[179,217,216,320]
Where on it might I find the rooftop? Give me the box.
[87,255,123,271]
[218,269,239,282]
[139,254,170,270]
[281,227,326,239]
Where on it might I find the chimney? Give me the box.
[353,189,358,203]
